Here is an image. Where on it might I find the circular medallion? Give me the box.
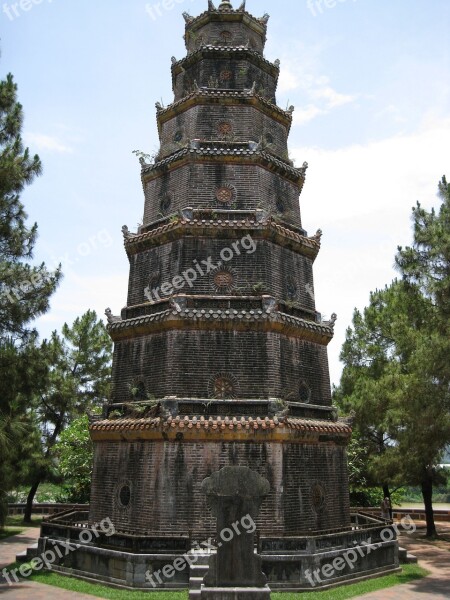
[211,266,236,293]
[218,121,233,137]
[311,483,326,512]
[215,186,234,204]
[214,270,234,288]
[208,373,239,399]
[115,481,132,510]
[220,70,233,81]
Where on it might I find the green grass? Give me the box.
[6,514,43,528]
[0,527,24,540]
[271,565,429,599]
[0,563,427,599]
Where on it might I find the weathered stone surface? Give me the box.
[201,587,271,599]
[43,1,397,593]
[202,467,269,589]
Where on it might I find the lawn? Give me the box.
[1,564,426,599]
[0,527,24,541]
[6,514,43,528]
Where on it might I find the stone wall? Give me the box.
[173,55,278,102]
[159,104,289,160]
[126,239,314,307]
[110,330,331,404]
[89,439,350,538]
[143,162,302,227]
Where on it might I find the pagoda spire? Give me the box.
[218,0,233,11]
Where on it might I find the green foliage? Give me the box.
[0,71,61,340]
[396,175,450,322]
[336,176,450,536]
[22,310,112,519]
[7,483,66,503]
[0,68,60,528]
[54,416,93,503]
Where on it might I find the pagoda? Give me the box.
[38,0,399,591]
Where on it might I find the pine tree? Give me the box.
[337,177,450,537]
[396,175,450,378]
[0,69,61,527]
[0,72,61,339]
[23,311,112,522]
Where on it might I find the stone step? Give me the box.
[188,591,201,600]
[191,564,209,575]
[15,550,28,563]
[398,547,418,564]
[26,543,39,559]
[190,576,205,590]
[16,543,39,563]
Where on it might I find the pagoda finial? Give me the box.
[219,0,233,11]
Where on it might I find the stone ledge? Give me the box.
[106,308,334,345]
[156,90,292,130]
[124,217,319,260]
[141,146,305,185]
[200,586,271,599]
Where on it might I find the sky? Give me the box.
[1,0,449,386]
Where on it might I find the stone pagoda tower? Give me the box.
[40,0,397,591]
[93,0,351,536]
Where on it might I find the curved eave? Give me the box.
[124,218,320,261]
[171,46,279,80]
[141,147,305,187]
[156,90,293,135]
[90,416,351,443]
[106,309,334,345]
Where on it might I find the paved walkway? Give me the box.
[0,527,94,599]
[354,523,450,599]
[0,528,40,569]
[0,522,449,598]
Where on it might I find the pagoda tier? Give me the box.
[37,4,399,592]
[87,0,369,575]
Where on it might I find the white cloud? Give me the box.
[36,272,127,338]
[25,133,73,154]
[294,105,325,126]
[277,65,301,94]
[276,53,356,125]
[291,116,450,386]
[311,86,355,109]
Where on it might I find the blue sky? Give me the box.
[1,0,449,385]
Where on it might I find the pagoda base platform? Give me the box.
[37,514,400,591]
[200,586,271,599]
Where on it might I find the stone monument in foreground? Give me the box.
[38,0,399,592]
[201,467,271,599]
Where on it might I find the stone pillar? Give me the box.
[200,466,271,600]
